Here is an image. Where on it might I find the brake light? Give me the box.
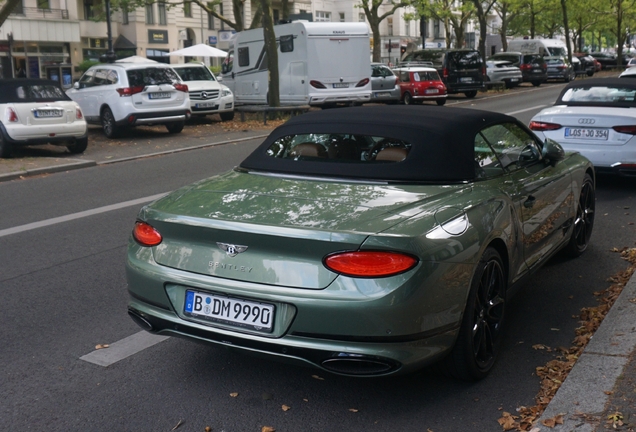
[355,78,369,87]
[132,221,162,246]
[520,64,531,71]
[310,80,327,89]
[613,125,636,135]
[482,66,487,76]
[76,108,83,120]
[6,107,18,122]
[442,67,449,78]
[324,251,418,278]
[174,83,188,92]
[529,121,562,131]
[116,86,144,97]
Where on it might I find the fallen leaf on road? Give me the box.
[204,427,211,432]
[282,405,290,411]
[497,412,518,430]
[95,344,109,350]
[171,419,183,430]
[311,375,324,381]
[230,392,238,397]
[262,427,276,432]
[349,408,359,413]
[541,414,564,427]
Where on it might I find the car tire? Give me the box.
[441,247,506,381]
[587,70,594,77]
[220,112,235,121]
[531,81,542,87]
[436,99,446,106]
[166,121,185,134]
[0,134,11,158]
[67,137,88,154]
[566,173,595,258]
[464,91,478,98]
[403,93,413,105]
[101,107,120,139]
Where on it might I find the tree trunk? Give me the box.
[560,0,572,64]
[371,19,382,62]
[261,0,279,107]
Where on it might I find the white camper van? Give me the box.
[507,39,568,57]
[220,21,372,106]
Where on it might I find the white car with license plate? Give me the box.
[171,63,234,121]
[66,62,191,138]
[485,60,523,88]
[529,78,636,176]
[0,79,88,158]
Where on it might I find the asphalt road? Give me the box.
[1,83,635,432]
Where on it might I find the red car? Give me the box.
[393,67,447,106]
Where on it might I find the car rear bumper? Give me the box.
[522,72,548,82]
[0,122,87,146]
[189,96,234,114]
[115,109,191,126]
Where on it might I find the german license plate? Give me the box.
[333,83,349,88]
[375,92,390,98]
[149,92,171,99]
[195,102,218,109]
[34,109,63,118]
[184,290,275,332]
[460,77,473,83]
[532,69,543,73]
[564,128,609,140]
[510,78,519,82]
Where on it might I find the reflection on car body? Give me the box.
[126,105,595,381]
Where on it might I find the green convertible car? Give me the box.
[126,105,595,380]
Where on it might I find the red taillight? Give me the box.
[76,108,83,120]
[442,67,449,78]
[324,251,418,278]
[6,107,18,122]
[520,64,531,71]
[133,221,162,247]
[310,80,327,89]
[529,121,562,131]
[355,78,369,87]
[557,65,566,70]
[116,86,144,97]
[174,83,188,92]
[613,125,636,135]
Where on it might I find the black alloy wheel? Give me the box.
[101,107,120,139]
[567,173,595,257]
[442,247,506,381]
[464,90,478,98]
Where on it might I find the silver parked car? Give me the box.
[485,60,523,88]
[370,63,401,103]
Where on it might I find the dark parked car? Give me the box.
[545,56,576,82]
[574,53,596,77]
[590,52,629,70]
[488,52,547,86]
[400,49,485,98]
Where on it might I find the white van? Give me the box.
[220,21,371,107]
[507,39,568,57]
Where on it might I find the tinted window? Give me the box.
[79,69,95,87]
[560,85,636,104]
[479,123,541,171]
[491,54,520,66]
[280,35,293,53]
[266,134,411,163]
[238,47,250,67]
[126,67,180,87]
[474,133,504,179]
[447,51,483,70]
[402,50,443,67]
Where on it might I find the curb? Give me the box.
[533,268,636,431]
[0,134,269,183]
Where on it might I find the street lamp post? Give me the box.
[100,0,117,63]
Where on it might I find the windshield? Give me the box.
[547,47,567,57]
[560,85,636,105]
[175,66,215,81]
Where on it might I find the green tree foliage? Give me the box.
[410,0,474,49]
[359,0,410,62]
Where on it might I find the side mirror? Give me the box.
[216,75,223,82]
[221,63,228,74]
[73,81,80,90]
[542,138,565,166]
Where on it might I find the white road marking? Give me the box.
[80,331,169,367]
[506,104,547,115]
[0,193,166,238]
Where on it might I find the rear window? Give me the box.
[413,71,440,81]
[560,85,636,105]
[15,84,69,101]
[402,50,444,67]
[523,55,544,64]
[126,67,180,87]
[447,51,483,70]
[174,66,215,81]
[492,54,520,65]
[266,134,411,163]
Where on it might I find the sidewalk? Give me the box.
[0,116,279,182]
[2,113,636,432]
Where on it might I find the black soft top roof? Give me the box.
[0,79,70,103]
[240,105,522,183]
[556,78,636,107]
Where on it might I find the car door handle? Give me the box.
[524,196,536,208]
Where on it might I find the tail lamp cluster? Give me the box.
[133,221,418,278]
[530,121,636,135]
[117,83,188,97]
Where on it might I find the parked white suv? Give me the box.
[67,62,191,138]
[0,79,87,158]
[171,63,234,121]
